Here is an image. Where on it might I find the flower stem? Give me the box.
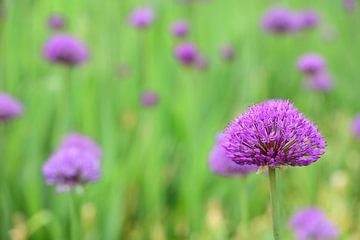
[240,178,249,239]
[268,167,281,240]
[69,193,80,240]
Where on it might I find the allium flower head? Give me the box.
[220,45,235,62]
[48,14,66,30]
[305,72,333,92]
[171,20,189,38]
[209,134,258,176]
[0,93,23,122]
[140,91,159,107]
[129,7,155,29]
[289,208,339,240]
[297,54,326,75]
[174,42,198,66]
[42,133,102,192]
[352,115,360,138]
[262,6,297,34]
[223,100,326,168]
[194,55,209,70]
[343,0,356,11]
[43,34,89,66]
[295,10,320,30]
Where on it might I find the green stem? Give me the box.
[268,168,281,240]
[69,193,79,240]
[240,178,249,239]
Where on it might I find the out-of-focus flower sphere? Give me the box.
[0,93,23,122]
[223,100,326,168]
[171,20,189,38]
[289,207,339,240]
[297,53,326,75]
[140,91,159,107]
[174,42,199,66]
[352,115,360,138]
[48,14,66,30]
[42,133,102,192]
[220,45,235,62]
[343,0,356,11]
[261,6,297,34]
[306,72,333,92]
[194,55,209,70]
[295,10,320,30]
[43,34,89,66]
[129,6,155,29]
[209,134,258,177]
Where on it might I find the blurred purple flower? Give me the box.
[209,134,258,176]
[289,207,339,240]
[305,72,333,92]
[174,42,199,66]
[171,20,189,38]
[220,45,235,62]
[194,55,209,70]
[42,133,102,192]
[129,7,155,29]
[223,100,326,168]
[294,10,320,30]
[43,34,89,66]
[343,0,356,11]
[140,91,159,107]
[0,93,23,122]
[261,6,297,34]
[48,14,66,30]
[352,115,360,138]
[297,53,326,75]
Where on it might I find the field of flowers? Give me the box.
[1,0,360,239]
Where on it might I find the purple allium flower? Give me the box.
[220,45,235,62]
[294,10,320,30]
[174,42,199,66]
[171,20,189,38]
[209,134,258,176]
[261,7,297,34]
[42,133,102,192]
[128,7,155,29]
[297,54,326,75]
[305,72,333,92]
[43,34,89,66]
[140,91,159,107]
[0,93,23,122]
[343,0,356,11]
[289,208,339,240]
[48,14,66,30]
[352,115,360,138]
[223,100,326,168]
[194,55,209,70]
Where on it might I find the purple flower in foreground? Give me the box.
[0,93,23,122]
[171,21,189,38]
[48,14,66,30]
[297,54,326,75]
[43,34,89,66]
[343,0,356,11]
[42,133,102,192]
[295,10,320,30]
[223,100,326,168]
[352,115,360,138]
[220,45,235,62]
[174,42,198,66]
[140,91,159,107]
[209,134,258,176]
[262,7,297,34]
[129,7,155,29]
[289,208,339,240]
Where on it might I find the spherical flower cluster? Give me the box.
[209,134,258,176]
[261,6,320,35]
[223,100,326,168]
[43,34,89,66]
[220,45,235,62]
[128,7,155,29]
[42,133,102,192]
[140,91,159,107]
[289,208,339,240]
[352,115,360,138]
[171,21,189,38]
[174,42,199,66]
[343,0,356,12]
[0,93,23,122]
[48,14,66,30]
[297,53,333,92]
